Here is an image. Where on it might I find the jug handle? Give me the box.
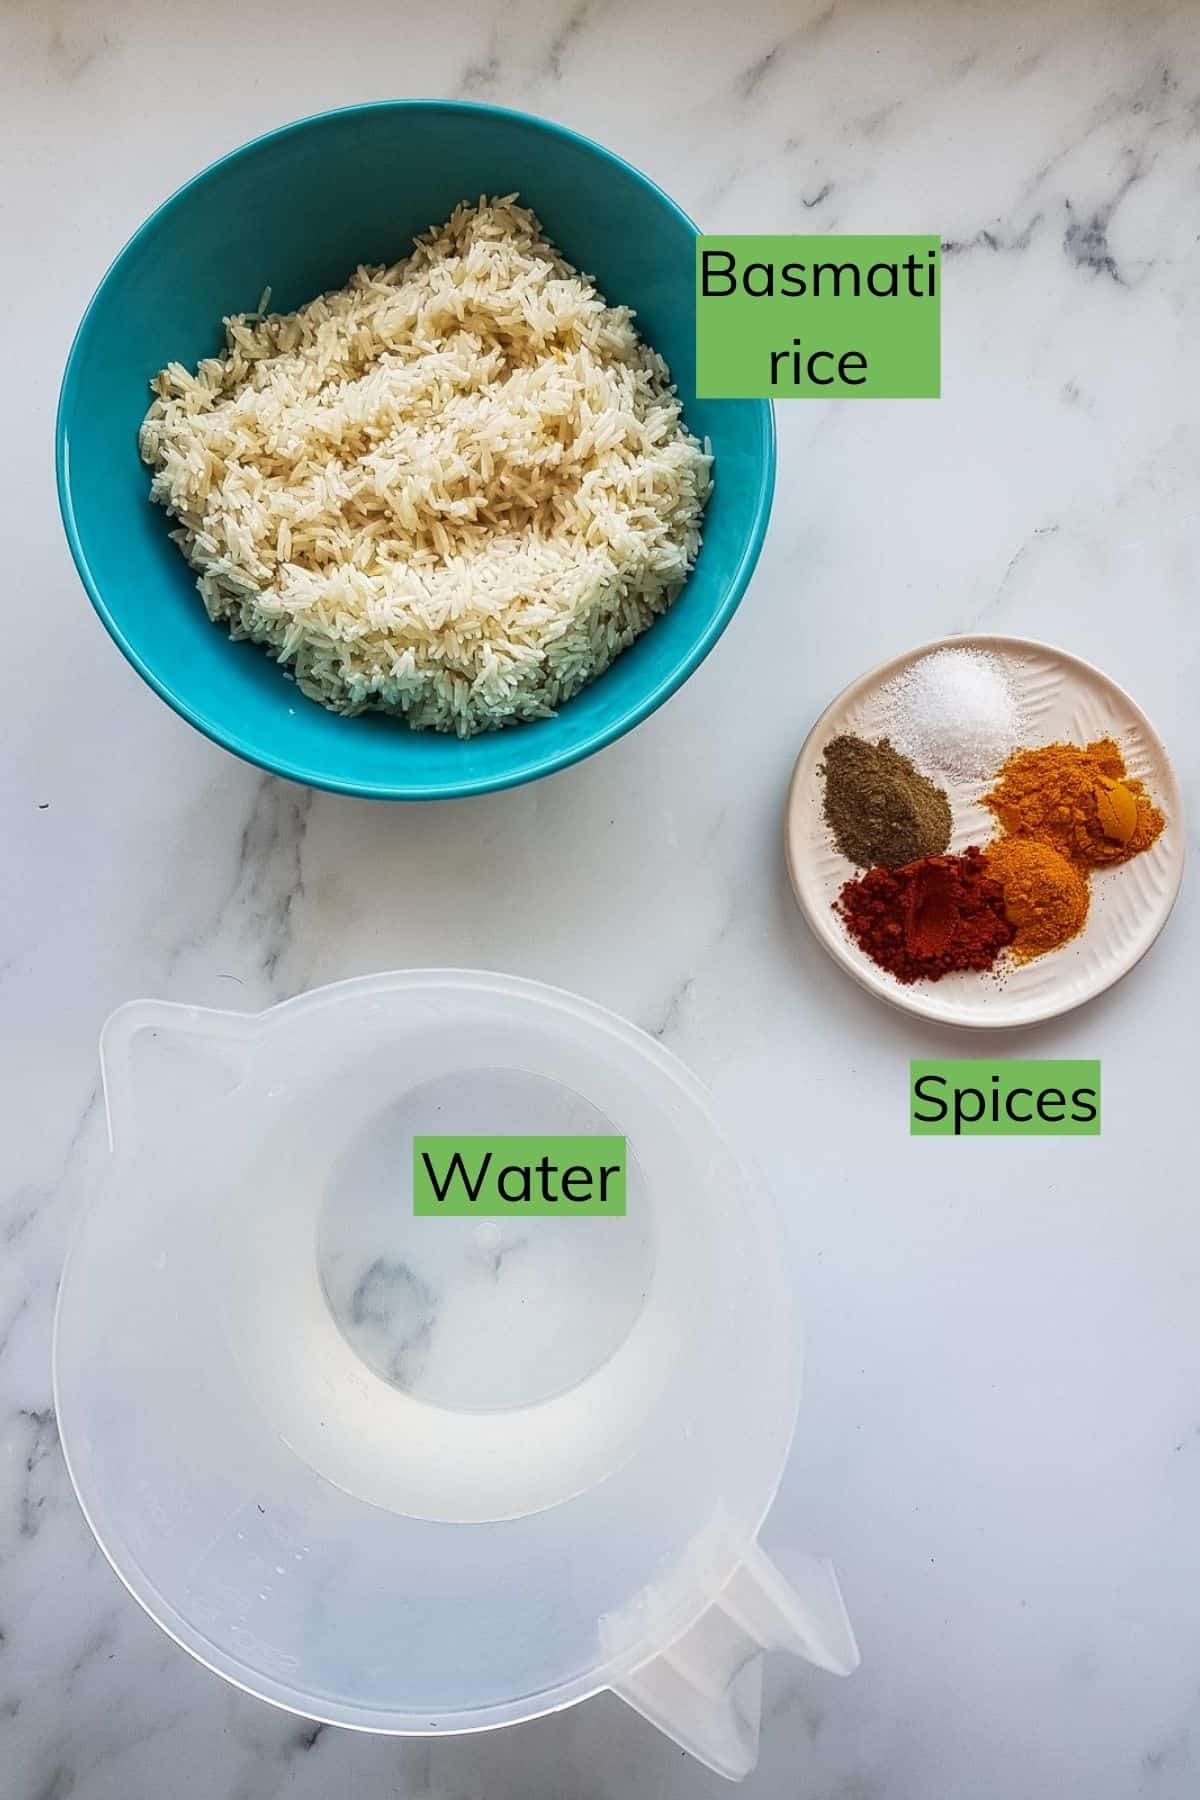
[608,1540,858,1782]
[99,1000,262,1152]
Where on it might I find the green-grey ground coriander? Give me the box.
[820,734,952,868]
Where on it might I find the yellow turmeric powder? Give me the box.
[983,739,1163,866]
[984,837,1089,959]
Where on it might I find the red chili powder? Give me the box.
[835,847,1014,984]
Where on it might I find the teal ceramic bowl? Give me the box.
[57,102,775,799]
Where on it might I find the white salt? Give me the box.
[880,648,1022,780]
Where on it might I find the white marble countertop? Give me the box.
[4,1,1199,1795]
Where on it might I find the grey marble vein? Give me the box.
[541,0,598,80]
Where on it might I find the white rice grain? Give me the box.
[139,197,712,736]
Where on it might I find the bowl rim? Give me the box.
[55,98,777,801]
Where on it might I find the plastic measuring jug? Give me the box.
[53,971,857,1778]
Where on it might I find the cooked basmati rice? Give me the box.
[139,197,712,736]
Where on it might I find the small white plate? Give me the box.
[785,634,1185,1028]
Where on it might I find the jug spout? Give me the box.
[99,1000,262,1152]
[609,1539,859,1781]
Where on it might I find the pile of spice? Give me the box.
[977,738,1164,963]
[982,837,1088,962]
[879,647,1023,779]
[835,847,1014,984]
[983,739,1164,865]
[819,651,1168,985]
[820,734,951,868]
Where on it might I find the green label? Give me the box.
[911,1061,1100,1137]
[696,235,940,398]
[413,1136,626,1215]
